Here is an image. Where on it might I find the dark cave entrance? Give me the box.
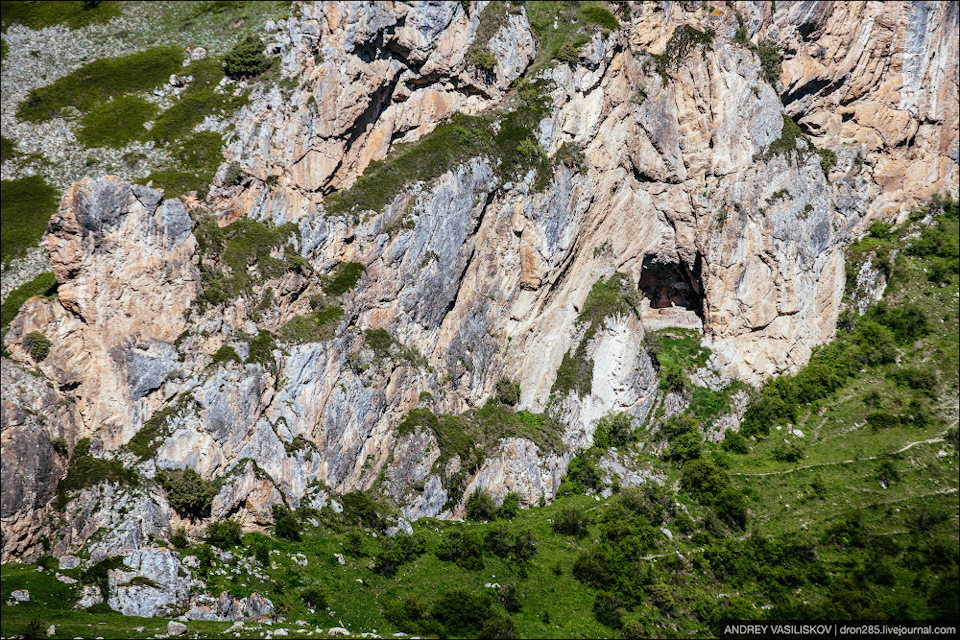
[638,253,705,319]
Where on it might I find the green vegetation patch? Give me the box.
[1,1,121,32]
[157,467,219,520]
[1,175,60,264]
[765,113,813,159]
[22,330,51,361]
[1,271,56,332]
[0,135,17,163]
[193,213,301,308]
[646,328,711,393]
[76,96,158,148]
[144,131,226,199]
[651,24,715,80]
[552,273,641,399]
[55,438,139,509]
[223,34,269,79]
[126,394,196,461]
[464,2,507,73]
[280,305,343,344]
[17,46,182,122]
[525,1,618,71]
[323,261,366,296]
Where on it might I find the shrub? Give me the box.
[437,529,485,571]
[374,533,426,576]
[23,331,51,362]
[495,376,521,405]
[511,528,538,564]
[495,492,520,520]
[341,491,385,532]
[55,438,139,508]
[300,585,327,610]
[721,430,750,454]
[555,42,580,63]
[552,507,590,538]
[757,41,783,85]
[581,6,620,30]
[81,556,128,600]
[594,412,634,449]
[681,459,729,503]
[170,527,189,549]
[205,519,242,547]
[559,453,603,495]
[323,261,366,296]
[272,504,302,541]
[431,589,498,638]
[76,96,157,148]
[158,468,217,520]
[224,35,269,79]
[485,524,512,558]
[593,590,625,628]
[772,442,804,463]
[466,489,496,521]
[211,344,241,366]
[866,410,901,431]
[466,47,498,71]
[713,488,748,530]
[572,547,615,590]
[876,459,900,485]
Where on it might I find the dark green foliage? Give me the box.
[1,135,17,163]
[766,114,811,158]
[158,467,216,520]
[552,339,594,398]
[497,582,522,613]
[555,42,580,63]
[552,506,590,538]
[340,491,385,532]
[593,412,634,449]
[1,175,59,264]
[681,459,729,503]
[247,330,277,370]
[373,533,425,576]
[721,429,750,454]
[55,438,139,508]
[170,527,189,549]
[436,528,485,570]
[465,489,496,521]
[713,488,748,530]
[17,47,182,122]
[757,41,783,85]
[205,519,242,547]
[211,344,241,366]
[22,331,51,361]
[772,441,804,463]
[272,504,302,541]
[866,410,901,431]
[688,384,738,423]
[193,213,299,308]
[1,1,119,31]
[593,590,625,629]
[888,366,937,395]
[876,459,900,485]
[495,376,521,405]
[323,261,366,296]
[127,393,195,461]
[495,492,520,520]
[580,6,619,30]
[81,556,128,600]
[558,451,603,495]
[300,585,327,610]
[76,96,157,148]
[223,35,269,79]
[651,24,715,80]
[647,328,710,393]
[0,271,57,331]
[819,147,837,173]
[431,589,499,638]
[465,46,497,71]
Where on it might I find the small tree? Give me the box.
[205,519,242,547]
[495,377,520,405]
[23,331,51,362]
[495,492,520,520]
[272,504,301,541]
[300,585,327,610]
[224,35,269,79]
[465,489,496,521]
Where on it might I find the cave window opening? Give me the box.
[637,254,704,320]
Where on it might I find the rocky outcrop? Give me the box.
[1,0,956,562]
[107,547,193,618]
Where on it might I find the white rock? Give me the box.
[167,620,188,636]
[12,589,30,602]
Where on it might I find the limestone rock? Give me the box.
[167,620,188,637]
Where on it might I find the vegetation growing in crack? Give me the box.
[552,273,642,399]
[650,24,715,81]
[126,393,198,461]
[54,438,140,509]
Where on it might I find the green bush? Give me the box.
[223,35,269,79]
[757,41,783,85]
[722,430,750,454]
[465,489,496,521]
[466,47,497,71]
[594,412,634,449]
[23,331,51,361]
[1,176,60,264]
[373,532,425,576]
[593,590,625,629]
[300,585,327,610]
[211,344,242,366]
[713,488,748,530]
[495,492,520,520]
[1,0,120,32]
[431,589,499,638]
[580,6,619,30]
[205,519,242,547]
[552,506,591,538]
[866,410,901,430]
[81,556,128,600]
[55,438,139,508]
[158,467,217,520]
[170,527,189,549]
[772,442,804,463]
[17,47,182,122]
[495,376,521,405]
[323,261,366,296]
[436,528,485,571]
[681,459,729,503]
[272,504,302,541]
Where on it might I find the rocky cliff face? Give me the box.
[2,0,957,568]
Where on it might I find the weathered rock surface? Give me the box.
[106,547,193,618]
[1,0,957,563]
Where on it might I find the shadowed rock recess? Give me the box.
[1,0,957,588]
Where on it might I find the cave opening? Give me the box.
[638,253,705,321]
